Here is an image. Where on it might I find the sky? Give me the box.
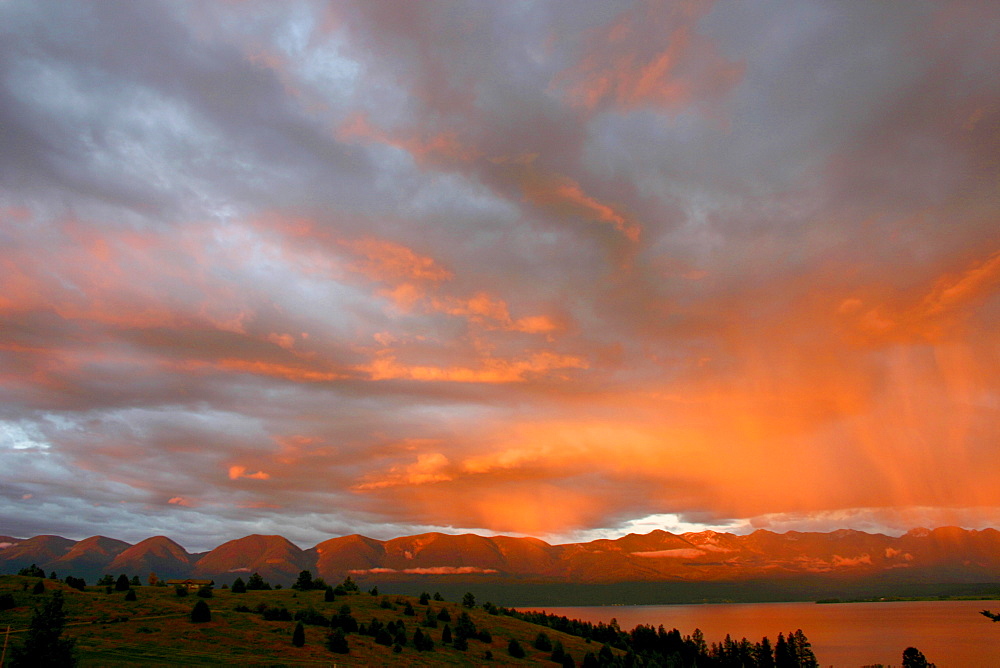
[1,0,998,552]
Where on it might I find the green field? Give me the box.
[0,575,608,666]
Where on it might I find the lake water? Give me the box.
[526,600,1000,667]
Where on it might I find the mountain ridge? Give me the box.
[2,526,999,589]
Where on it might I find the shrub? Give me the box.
[196,585,213,598]
[190,600,211,623]
[64,576,86,592]
[508,638,526,658]
[174,586,188,597]
[327,627,349,654]
[17,564,45,578]
[0,593,16,610]
[124,589,137,602]
[534,631,553,651]
[292,621,305,647]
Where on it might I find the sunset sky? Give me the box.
[1,0,998,552]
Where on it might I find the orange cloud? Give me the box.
[839,248,1000,344]
[433,293,559,332]
[519,170,640,241]
[355,452,452,490]
[343,237,453,283]
[554,0,743,114]
[228,466,271,481]
[337,112,481,166]
[359,350,587,384]
[167,496,193,507]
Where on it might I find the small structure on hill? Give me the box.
[166,579,214,590]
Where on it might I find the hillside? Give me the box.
[3,527,1000,603]
[0,574,620,666]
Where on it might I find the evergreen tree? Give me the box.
[462,591,476,608]
[49,571,58,580]
[246,572,270,590]
[327,627,349,654]
[551,639,566,663]
[775,633,795,668]
[375,628,394,646]
[124,589,137,601]
[442,624,452,643]
[96,574,115,587]
[582,651,599,668]
[508,638,526,658]
[175,585,188,597]
[130,576,141,587]
[404,600,415,616]
[191,600,211,623]
[902,647,932,668]
[292,621,305,647]
[534,631,553,651]
[292,570,314,591]
[790,629,818,667]
[9,590,76,668]
[115,574,130,591]
[453,634,468,651]
[17,564,45,578]
[340,575,359,592]
[419,591,431,605]
[197,584,213,598]
[437,607,451,622]
[454,611,477,640]
[562,654,577,668]
[324,586,335,602]
[433,591,444,601]
[31,580,45,595]
[756,635,776,668]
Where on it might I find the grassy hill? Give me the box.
[0,575,608,666]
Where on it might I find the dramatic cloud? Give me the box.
[0,0,997,550]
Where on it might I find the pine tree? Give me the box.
[9,590,77,667]
[327,627,349,654]
[534,631,553,651]
[246,572,270,590]
[462,591,476,608]
[292,570,314,591]
[442,624,452,643]
[115,574,130,591]
[231,577,246,593]
[551,639,566,663]
[508,638,526,658]
[775,633,795,668]
[190,600,211,623]
[902,647,931,668]
[125,589,137,601]
[292,621,305,647]
[324,586,335,602]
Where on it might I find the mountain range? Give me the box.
[2,527,999,593]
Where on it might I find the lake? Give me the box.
[526,600,999,667]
